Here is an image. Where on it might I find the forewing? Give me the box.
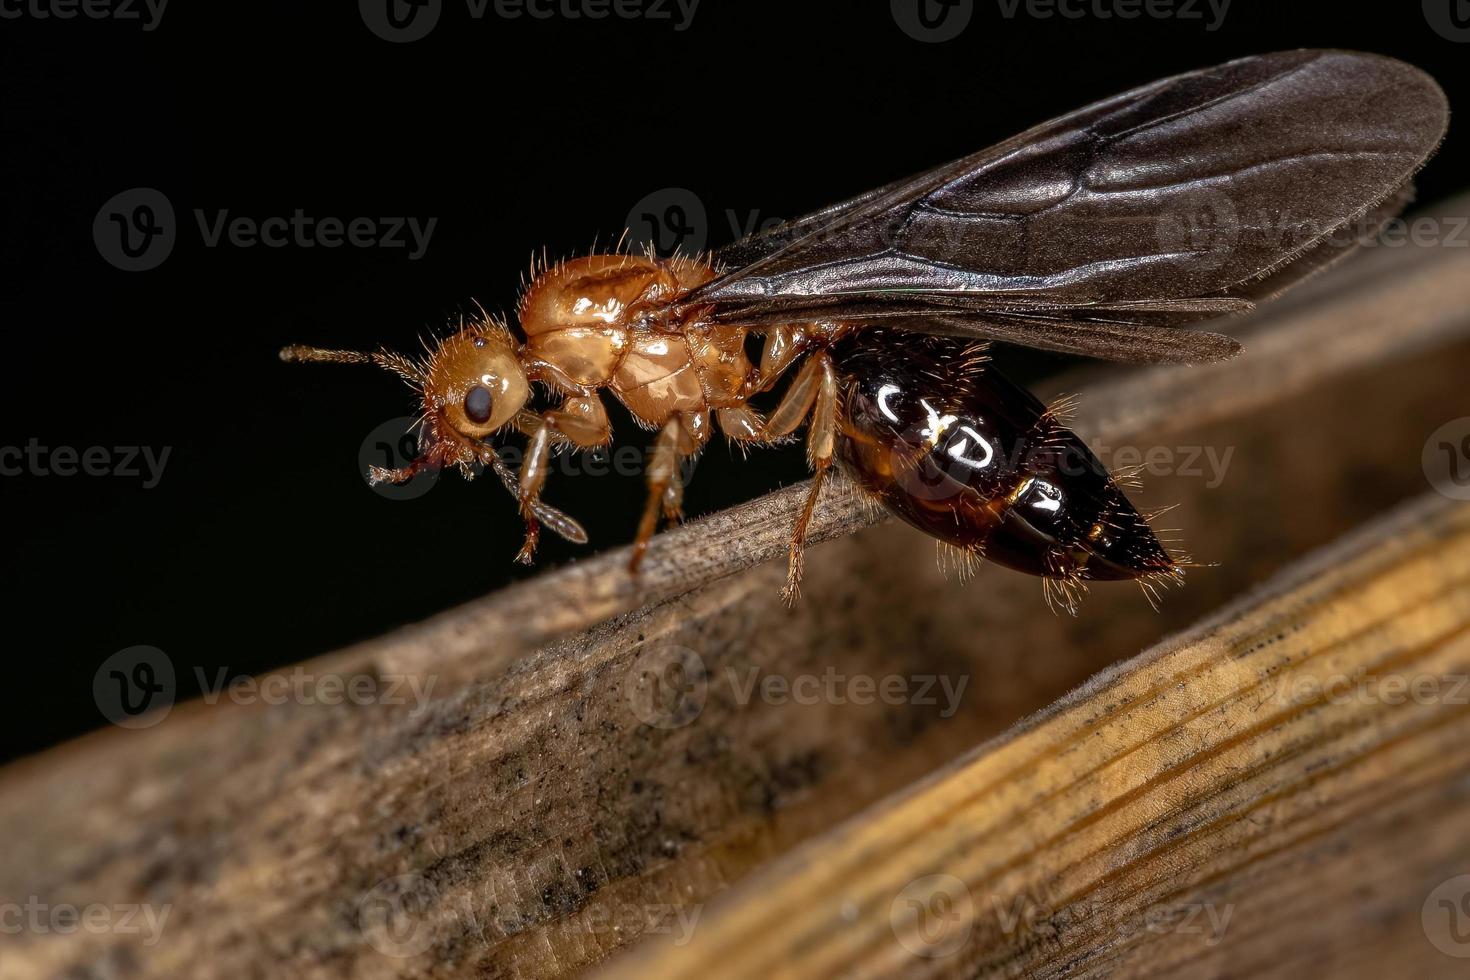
[687,50,1448,355]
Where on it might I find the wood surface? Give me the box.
[602,492,1470,979]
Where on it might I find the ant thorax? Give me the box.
[516,253,755,431]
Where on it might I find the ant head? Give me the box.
[279,313,530,475]
[424,320,529,440]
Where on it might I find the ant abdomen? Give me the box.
[834,331,1179,585]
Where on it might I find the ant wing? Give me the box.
[684,51,1447,364]
[709,300,1245,364]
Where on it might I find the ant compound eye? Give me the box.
[464,385,494,425]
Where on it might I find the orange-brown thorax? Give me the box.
[517,253,755,429]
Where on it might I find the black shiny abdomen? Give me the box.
[834,331,1175,582]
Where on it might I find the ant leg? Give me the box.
[515,425,550,564]
[715,352,838,602]
[367,457,431,485]
[715,405,765,444]
[472,441,588,547]
[629,413,707,573]
[630,419,681,574]
[515,395,611,564]
[662,464,685,525]
[715,348,823,453]
[754,324,811,393]
[782,353,837,604]
[714,328,827,448]
[662,411,708,528]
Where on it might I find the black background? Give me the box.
[2,0,1467,763]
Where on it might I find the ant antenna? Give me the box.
[279,345,425,387]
